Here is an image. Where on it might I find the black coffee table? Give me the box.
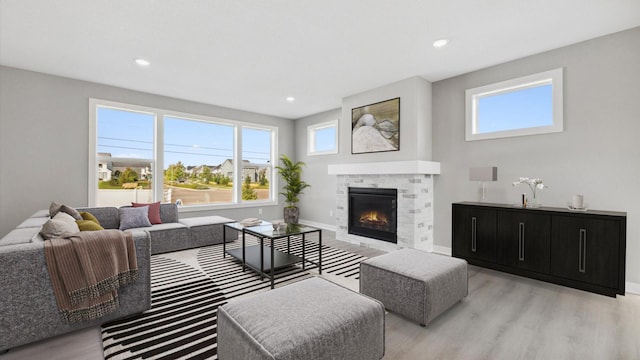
[223,221,322,289]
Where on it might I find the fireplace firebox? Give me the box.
[348,187,397,243]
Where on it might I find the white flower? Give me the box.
[513,177,548,200]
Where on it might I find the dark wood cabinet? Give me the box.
[550,216,620,288]
[452,202,626,297]
[452,206,496,262]
[497,212,550,274]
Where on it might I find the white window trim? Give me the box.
[307,119,339,156]
[465,68,563,141]
[89,98,278,211]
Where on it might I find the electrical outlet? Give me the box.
[258,208,263,215]
[330,209,333,217]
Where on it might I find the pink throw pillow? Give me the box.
[132,201,162,224]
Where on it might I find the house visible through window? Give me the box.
[465,68,563,141]
[308,120,338,155]
[89,99,277,209]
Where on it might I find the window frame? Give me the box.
[89,98,278,211]
[465,68,563,141]
[307,119,339,156]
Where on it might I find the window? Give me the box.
[307,120,338,155]
[89,99,277,209]
[241,127,273,201]
[465,68,563,141]
[164,116,235,206]
[94,106,156,207]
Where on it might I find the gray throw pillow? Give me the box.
[119,206,152,231]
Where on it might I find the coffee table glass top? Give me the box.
[226,221,319,238]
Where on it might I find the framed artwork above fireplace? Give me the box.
[351,97,400,154]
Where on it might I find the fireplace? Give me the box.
[348,187,397,243]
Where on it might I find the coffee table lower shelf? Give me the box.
[226,245,302,275]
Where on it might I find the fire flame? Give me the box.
[360,211,388,226]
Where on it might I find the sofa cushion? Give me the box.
[178,215,235,227]
[125,223,190,254]
[119,207,152,231]
[40,213,80,240]
[76,207,120,230]
[16,216,49,229]
[0,227,42,245]
[31,209,50,218]
[159,203,179,223]
[133,202,162,224]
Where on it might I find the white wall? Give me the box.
[0,66,294,237]
[432,27,640,283]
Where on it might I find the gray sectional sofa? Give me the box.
[0,203,237,352]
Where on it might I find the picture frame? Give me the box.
[351,97,400,154]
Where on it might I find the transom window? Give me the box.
[89,99,277,209]
[465,68,563,141]
[307,120,338,155]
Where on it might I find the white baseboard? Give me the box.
[626,281,640,295]
[298,219,336,232]
[432,245,452,256]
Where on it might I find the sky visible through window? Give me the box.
[314,126,336,152]
[97,107,154,159]
[97,108,271,168]
[477,84,552,133]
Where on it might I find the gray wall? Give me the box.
[0,66,294,237]
[432,27,640,283]
[294,108,341,228]
[340,76,433,162]
[295,76,433,228]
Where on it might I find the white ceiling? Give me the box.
[2,1,639,119]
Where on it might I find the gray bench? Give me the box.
[217,277,385,360]
[360,248,468,326]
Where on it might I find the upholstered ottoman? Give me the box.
[360,248,468,326]
[217,277,385,360]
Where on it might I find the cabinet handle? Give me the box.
[471,217,477,252]
[579,229,587,273]
[518,222,525,261]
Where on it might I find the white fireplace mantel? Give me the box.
[328,160,440,176]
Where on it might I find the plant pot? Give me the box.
[283,206,300,224]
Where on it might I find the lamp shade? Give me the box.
[469,166,497,181]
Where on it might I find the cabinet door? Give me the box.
[497,212,550,274]
[550,216,620,288]
[453,205,496,262]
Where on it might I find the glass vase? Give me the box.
[527,193,541,208]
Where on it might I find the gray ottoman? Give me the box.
[360,248,468,326]
[217,277,385,360]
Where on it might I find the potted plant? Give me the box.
[275,154,310,224]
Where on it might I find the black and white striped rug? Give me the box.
[101,236,367,359]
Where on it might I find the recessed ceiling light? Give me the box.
[286,96,295,102]
[433,39,449,48]
[135,58,150,66]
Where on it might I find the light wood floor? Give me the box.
[3,232,639,360]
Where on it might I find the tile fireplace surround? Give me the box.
[328,161,441,252]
